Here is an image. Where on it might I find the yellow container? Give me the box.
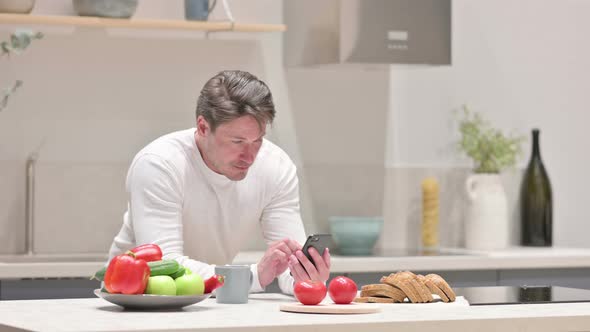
[421,177,439,249]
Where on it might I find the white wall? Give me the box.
[0,0,308,254]
[385,0,590,247]
[286,66,389,236]
[1,0,588,256]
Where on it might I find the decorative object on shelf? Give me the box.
[329,216,383,256]
[0,0,283,33]
[0,0,35,14]
[464,174,509,250]
[185,0,217,21]
[520,129,552,247]
[1,29,43,114]
[72,0,138,19]
[456,105,524,250]
[421,177,439,250]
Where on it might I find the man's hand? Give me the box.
[257,238,301,288]
[288,247,331,283]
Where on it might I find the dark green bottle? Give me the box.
[520,129,552,246]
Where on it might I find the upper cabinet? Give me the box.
[284,0,451,66]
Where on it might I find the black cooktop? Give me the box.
[454,286,590,305]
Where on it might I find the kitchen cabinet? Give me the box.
[254,268,590,295]
[3,248,590,300]
[3,268,588,301]
[498,268,590,289]
[0,278,100,300]
[341,268,590,292]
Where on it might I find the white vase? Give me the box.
[464,173,509,250]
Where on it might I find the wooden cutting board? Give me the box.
[279,302,381,314]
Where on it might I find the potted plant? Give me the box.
[1,29,43,113]
[456,105,524,250]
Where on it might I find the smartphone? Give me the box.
[301,234,332,267]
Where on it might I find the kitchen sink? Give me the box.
[0,254,108,263]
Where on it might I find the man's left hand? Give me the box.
[288,247,331,283]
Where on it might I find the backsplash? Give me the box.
[0,161,26,254]
[33,162,128,253]
[248,166,525,253]
[0,162,525,255]
[379,167,523,251]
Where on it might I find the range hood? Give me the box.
[284,0,451,66]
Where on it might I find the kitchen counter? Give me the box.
[2,247,590,279]
[0,293,589,332]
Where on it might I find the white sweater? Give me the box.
[107,128,307,294]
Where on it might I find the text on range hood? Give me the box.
[284,0,452,66]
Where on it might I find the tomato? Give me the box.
[328,276,358,304]
[294,280,327,305]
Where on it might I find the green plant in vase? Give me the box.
[457,105,524,173]
[1,29,43,113]
[456,105,524,250]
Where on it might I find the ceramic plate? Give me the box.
[94,289,211,309]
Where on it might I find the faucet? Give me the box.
[24,151,39,256]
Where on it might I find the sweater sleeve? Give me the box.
[259,157,307,295]
[126,154,215,281]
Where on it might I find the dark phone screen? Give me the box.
[301,234,332,267]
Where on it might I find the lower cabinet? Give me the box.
[498,268,590,289]
[2,268,590,300]
[0,278,100,300]
[343,268,590,290]
[263,268,590,293]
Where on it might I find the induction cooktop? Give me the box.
[454,286,590,305]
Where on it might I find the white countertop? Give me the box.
[0,293,589,332]
[2,247,590,279]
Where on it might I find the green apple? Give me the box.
[145,275,176,296]
[175,268,204,296]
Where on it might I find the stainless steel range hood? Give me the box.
[284,0,452,66]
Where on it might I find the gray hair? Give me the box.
[196,70,275,132]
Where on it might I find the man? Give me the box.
[107,70,330,294]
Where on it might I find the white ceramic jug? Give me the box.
[464,173,509,250]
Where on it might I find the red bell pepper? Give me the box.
[204,274,225,294]
[104,251,150,295]
[130,243,162,262]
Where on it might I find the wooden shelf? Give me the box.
[0,13,286,33]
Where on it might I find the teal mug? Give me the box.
[214,265,252,304]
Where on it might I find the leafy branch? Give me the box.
[0,29,43,113]
[457,105,525,173]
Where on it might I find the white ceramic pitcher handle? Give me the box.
[466,175,478,202]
